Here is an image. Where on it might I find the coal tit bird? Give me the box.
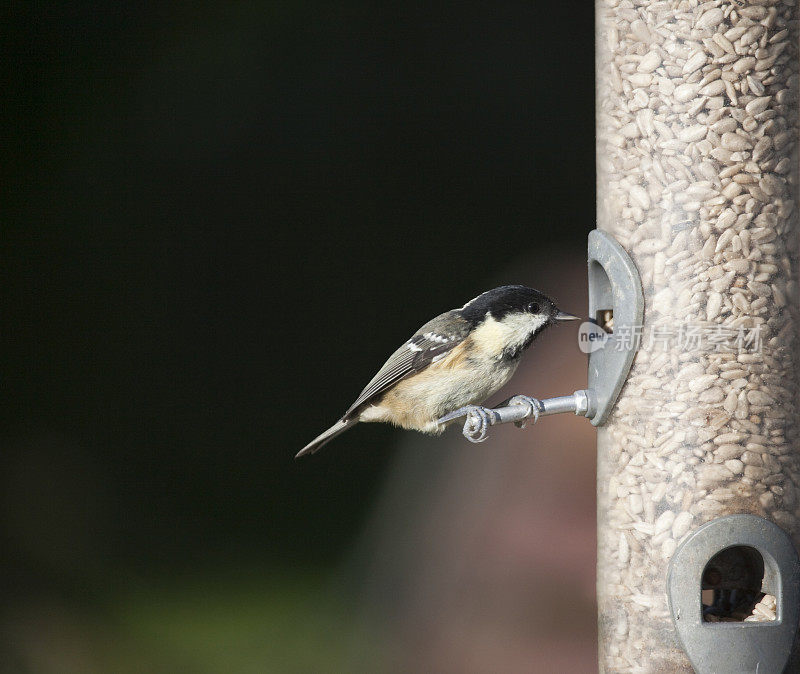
[296,285,579,458]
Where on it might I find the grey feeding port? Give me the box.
[667,515,800,674]
[586,230,644,426]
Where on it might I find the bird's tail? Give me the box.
[295,418,356,458]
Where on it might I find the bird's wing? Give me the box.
[343,311,470,418]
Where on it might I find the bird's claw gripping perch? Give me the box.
[436,395,544,443]
[505,395,543,428]
[461,406,497,443]
[437,405,499,443]
[437,390,591,443]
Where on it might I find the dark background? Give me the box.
[5,2,594,670]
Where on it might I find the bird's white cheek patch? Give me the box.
[471,313,548,357]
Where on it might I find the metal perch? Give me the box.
[437,390,591,443]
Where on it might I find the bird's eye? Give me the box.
[527,302,540,313]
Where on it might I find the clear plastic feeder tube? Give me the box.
[595,0,800,671]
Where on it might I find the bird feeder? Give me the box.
[445,1,800,670]
[595,0,800,671]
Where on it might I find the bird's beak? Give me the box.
[554,310,580,322]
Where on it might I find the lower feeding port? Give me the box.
[667,515,800,674]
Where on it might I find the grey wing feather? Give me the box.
[343,311,469,418]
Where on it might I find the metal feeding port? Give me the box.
[667,515,800,674]
[586,229,643,426]
[439,230,643,442]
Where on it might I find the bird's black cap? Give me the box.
[459,285,559,324]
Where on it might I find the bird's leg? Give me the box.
[463,406,496,442]
[496,394,543,428]
[437,395,543,441]
[436,395,543,441]
[437,405,499,443]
